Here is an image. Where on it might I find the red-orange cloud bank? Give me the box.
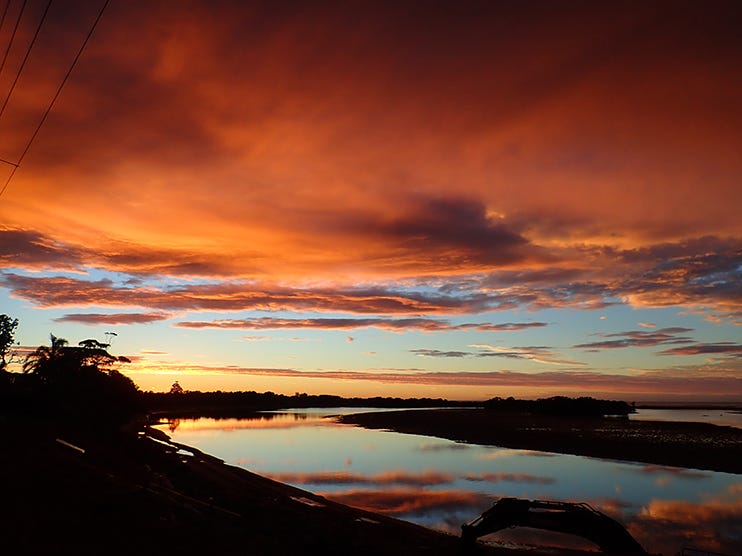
[0,2,739,398]
[1,2,739,271]
[1,233,739,322]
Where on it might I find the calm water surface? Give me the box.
[632,408,742,429]
[156,409,741,555]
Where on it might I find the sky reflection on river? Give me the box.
[156,410,741,554]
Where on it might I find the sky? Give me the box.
[0,0,740,401]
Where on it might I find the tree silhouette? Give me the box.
[169,381,184,394]
[22,334,139,422]
[22,334,71,383]
[0,314,19,373]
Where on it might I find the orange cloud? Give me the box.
[0,2,740,402]
[1,226,739,323]
[1,3,739,278]
[0,271,493,314]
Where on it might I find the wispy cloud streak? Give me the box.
[574,328,694,350]
[54,312,170,325]
[658,342,742,357]
[175,317,547,332]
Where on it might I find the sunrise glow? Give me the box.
[1,1,739,401]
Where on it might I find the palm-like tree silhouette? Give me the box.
[23,335,130,381]
[22,334,73,384]
[22,334,138,420]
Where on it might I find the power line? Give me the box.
[0,0,53,118]
[0,1,11,39]
[0,0,27,79]
[0,0,110,198]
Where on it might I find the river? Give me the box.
[631,407,742,429]
[155,409,741,555]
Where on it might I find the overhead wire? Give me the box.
[0,0,27,79]
[0,1,11,39]
[0,0,110,198]
[0,0,53,118]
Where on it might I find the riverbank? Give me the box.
[2,417,568,556]
[339,409,742,474]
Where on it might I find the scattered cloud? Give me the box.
[658,342,742,357]
[471,344,586,366]
[176,316,548,333]
[410,349,471,358]
[573,328,694,351]
[410,344,585,366]
[53,311,170,325]
[477,322,549,331]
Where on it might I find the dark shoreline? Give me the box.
[1,417,532,556]
[3,408,737,554]
[340,409,742,475]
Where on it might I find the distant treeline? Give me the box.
[484,396,634,417]
[142,390,476,417]
[142,391,634,419]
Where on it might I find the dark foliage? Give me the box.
[142,390,475,417]
[1,331,139,425]
[483,396,633,417]
[0,314,19,372]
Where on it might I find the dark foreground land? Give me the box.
[340,409,742,474]
[0,417,538,556]
[3,409,737,555]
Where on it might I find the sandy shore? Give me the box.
[339,409,742,474]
